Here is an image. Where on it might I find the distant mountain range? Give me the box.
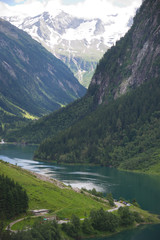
[3,9,135,87]
[6,0,160,173]
[0,18,86,120]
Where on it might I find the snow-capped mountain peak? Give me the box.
[2,8,137,87]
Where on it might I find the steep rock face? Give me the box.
[89,0,160,104]
[33,0,160,169]
[0,19,86,118]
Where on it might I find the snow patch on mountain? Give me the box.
[4,10,134,51]
[1,7,139,87]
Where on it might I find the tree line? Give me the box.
[0,207,143,240]
[0,174,28,220]
[35,76,160,171]
[2,95,93,144]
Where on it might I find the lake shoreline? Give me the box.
[1,160,160,240]
[34,156,160,176]
[1,142,160,176]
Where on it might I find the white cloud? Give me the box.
[109,0,141,7]
[0,0,142,19]
[14,0,25,3]
[65,0,142,20]
[0,2,12,16]
[0,0,44,17]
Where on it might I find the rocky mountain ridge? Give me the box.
[3,9,136,87]
[29,0,160,172]
[89,0,160,104]
[0,18,86,119]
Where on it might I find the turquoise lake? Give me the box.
[0,144,160,239]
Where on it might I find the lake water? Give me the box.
[0,144,160,239]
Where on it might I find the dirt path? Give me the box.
[6,217,26,232]
[108,201,125,212]
[7,201,125,231]
[6,170,125,232]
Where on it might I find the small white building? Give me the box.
[31,209,49,216]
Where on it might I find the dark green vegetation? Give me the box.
[4,206,155,240]
[0,18,86,132]
[0,207,145,240]
[82,188,103,198]
[2,0,160,173]
[33,0,160,173]
[35,76,160,171]
[62,207,144,239]
[0,111,31,143]
[0,220,63,240]
[3,95,93,143]
[0,174,28,220]
[106,193,115,207]
[82,189,114,207]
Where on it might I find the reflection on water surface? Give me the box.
[0,144,160,239]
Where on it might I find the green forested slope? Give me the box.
[0,18,86,140]
[0,18,86,118]
[35,0,160,169]
[3,95,93,143]
[35,76,160,171]
[3,0,160,172]
[0,107,31,142]
[33,0,160,172]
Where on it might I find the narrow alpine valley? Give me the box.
[0,0,160,239]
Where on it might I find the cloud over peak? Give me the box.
[0,0,142,19]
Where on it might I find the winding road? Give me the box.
[6,201,125,232]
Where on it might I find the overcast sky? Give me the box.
[0,0,142,19]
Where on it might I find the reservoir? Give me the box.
[0,144,160,239]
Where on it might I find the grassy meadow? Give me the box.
[0,160,110,219]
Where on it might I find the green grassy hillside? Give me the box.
[0,160,159,240]
[0,161,110,219]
